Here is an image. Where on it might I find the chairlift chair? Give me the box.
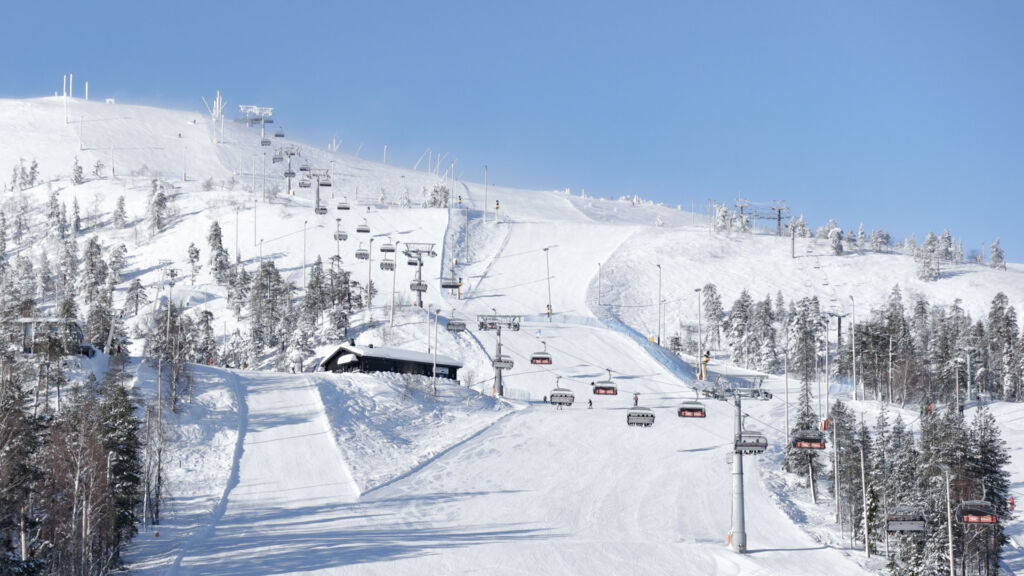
[337,201,350,210]
[592,369,618,395]
[549,388,574,407]
[410,280,428,292]
[334,230,348,242]
[380,239,396,253]
[299,179,311,189]
[626,407,655,427]
[272,153,283,164]
[261,137,271,146]
[734,431,768,455]
[792,430,827,450]
[446,318,467,333]
[319,177,332,187]
[275,128,285,138]
[408,256,421,267]
[356,221,370,234]
[886,506,927,533]
[299,164,311,172]
[530,341,552,365]
[959,500,998,524]
[355,245,369,260]
[315,205,327,215]
[380,258,395,271]
[284,169,296,178]
[492,355,514,370]
[440,277,461,290]
[677,400,707,418]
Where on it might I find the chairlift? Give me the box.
[319,177,332,187]
[550,387,574,407]
[355,245,369,260]
[492,355,514,370]
[337,201,350,210]
[408,256,421,267]
[886,506,926,532]
[410,279,428,292]
[592,369,618,395]
[299,179,311,189]
[356,221,370,234]
[677,400,706,418]
[272,153,283,164]
[626,407,655,427]
[792,430,827,450]
[299,164,311,172]
[315,205,327,215]
[284,169,296,178]
[530,341,552,365]
[446,318,466,333]
[274,128,285,138]
[261,137,271,146]
[734,431,768,455]
[334,231,348,242]
[440,277,461,290]
[959,500,998,524]
[380,239,396,253]
[380,258,395,271]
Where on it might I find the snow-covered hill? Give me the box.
[3,95,1023,575]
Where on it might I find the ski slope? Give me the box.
[2,96,1021,574]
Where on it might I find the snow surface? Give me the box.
[3,96,1023,574]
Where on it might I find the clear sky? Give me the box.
[3,1,1022,259]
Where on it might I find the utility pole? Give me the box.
[544,247,552,321]
[729,394,747,553]
[695,287,703,375]
[833,417,840,523]
[432,307,439,396]
[390,241,400,328]
[302,220,307,288]
[656,264,662,346]
[367,238,373,323]
[850,295,857,401]
[597,263,602,306]
[860,445,870,557]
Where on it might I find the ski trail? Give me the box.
[169,370,248,574]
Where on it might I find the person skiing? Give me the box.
[633,393,639,407]
[543,395,547,404]
[1011,496,1015,511]
[588,399,593,409]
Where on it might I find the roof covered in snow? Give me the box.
[321,343,462,368]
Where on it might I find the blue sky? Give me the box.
[3,1,1022,259]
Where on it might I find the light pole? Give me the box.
[695,287,703,376]
[544,247,552,321]
[302,220,307,288]
[367,238,374,323]
[849,295,857,401]
[432,306,439,396]
[656,264,662,346]
[390,241,400,328]
[597,262,602,306]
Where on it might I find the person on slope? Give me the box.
[588,399,593,409]
[633,393,639,407]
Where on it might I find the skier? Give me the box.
[588,399,593,409]
[543,395,547,404]
[633,393,639,407]
[1011,496,1015,511]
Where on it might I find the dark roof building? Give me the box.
[320,342,462,380]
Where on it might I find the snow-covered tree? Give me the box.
[113,195,128,228]
[829,227,844,255]
[990,238,1005,270]
[187,242,201,284]
[72,156,84,185]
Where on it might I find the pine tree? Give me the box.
[702,283,724,350]
[188,243,201,284]
[112,195,128,228]
[147,187,168,236]
[98,380,143,556]
[726,290,754,366]
[27,159,38,187]
[71,197,81,235]
[829,228,844,255]
[990,238,1005,270]
[71,156,84,185]
[207,221,231,283]
[125,278,149,316]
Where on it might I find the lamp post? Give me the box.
[390,241,400,328]
[544,247,552,321]
[302,220,307,288]
[849,295,857,401]
[367,238,374,323]
[656,264,662,346]
[695,287,703,375]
